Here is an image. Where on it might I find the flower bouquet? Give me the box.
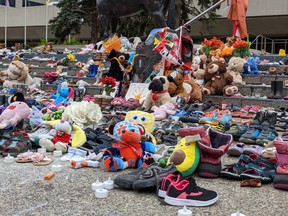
[202,37,224,56]
[101,76,116,96]
[233,38,251,58]
[221,46,234,63]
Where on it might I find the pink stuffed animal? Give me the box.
[0,101,31,129]
[151,102,176,121]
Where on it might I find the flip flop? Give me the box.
[15,152,34,163]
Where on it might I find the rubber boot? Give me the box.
[268,81,276,99]
[197,128,233,178]
[274,81,283,99]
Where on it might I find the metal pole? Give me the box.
[45,4,48,42]
[4,5,8,47]
[24,0,27,48]
[175,0,226,31]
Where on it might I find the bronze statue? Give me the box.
[96,0,176,38]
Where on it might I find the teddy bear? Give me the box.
[0,101,31,129]
[202,61,236,96]
[167,69,202,103]
[0,60,34,88]
[227,57,245,85]
[102,121,156,172]
[167,69,190,103]
[151,102,176,121]
[39,120,72,153]
[193,69,205,86]
[142,75,171,109]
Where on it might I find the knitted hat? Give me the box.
[55,120,72,134]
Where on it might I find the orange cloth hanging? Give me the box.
[227,0,249,39]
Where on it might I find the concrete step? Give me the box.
[42,84,102,96]
[238,84,288,97]
[242,74,288,85]
[203,95,288,109]
[32,74,97,84]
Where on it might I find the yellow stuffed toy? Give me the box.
[125,111,156,144]
[167,135,201,177]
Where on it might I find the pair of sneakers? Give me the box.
[158,172,218,207]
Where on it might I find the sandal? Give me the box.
[16,152,34,163]
[31,153,53,166]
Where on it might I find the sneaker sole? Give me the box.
[158,189,166,198]
[240,173,272,183]
[273,174,288,190]
[220,171,241,180]
[198,162,221,178]
[164,194,219,207]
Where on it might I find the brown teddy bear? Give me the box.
[142,75,171,109]
[167,69,190,102]
[166,69,202,103]
[227,57,245,85]
[202,61,237,96]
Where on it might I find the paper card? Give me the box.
[125,83,150,103]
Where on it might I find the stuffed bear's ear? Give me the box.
[137,124,146,135]
[108,125,115,135]
[159,77,166,84]
[150,74,156,81]
[167,75,174,82]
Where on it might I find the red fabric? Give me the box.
[51,133,71,144]
[151,90,168,101]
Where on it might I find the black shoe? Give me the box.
[114,163,160,189]
[225,123,249,139]
[250,111,266,127]
[261,112,277,129]
[132,163,177,190]
[164,177,218,206]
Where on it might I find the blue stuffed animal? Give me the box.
[103,121,156,172]
[242,57,259,74]
[50,81,69,106]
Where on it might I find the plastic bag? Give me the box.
[103,35,121,53]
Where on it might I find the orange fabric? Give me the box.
[227,0,248,39]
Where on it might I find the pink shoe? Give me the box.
[284,96,288,100]
[249,106,260,113]
[240,105,251,112]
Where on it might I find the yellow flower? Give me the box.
[221,47,233,57]
[67,54,75,61]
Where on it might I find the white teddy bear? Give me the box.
[0,60,34,88]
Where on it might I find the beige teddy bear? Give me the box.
[193,69,205,86]
[227,57,245,85]
[0,60,34,88]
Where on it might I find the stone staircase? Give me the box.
[203,55,288,109]
[1,53,288,108]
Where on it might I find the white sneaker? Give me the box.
[28,124,54,143]
[69,149,87,162]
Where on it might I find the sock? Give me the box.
[71,160,99,169]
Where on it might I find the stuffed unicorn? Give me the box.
[29,106,43,129]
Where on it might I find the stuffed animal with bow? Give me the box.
[103,121,156,172]
[142,75,171,109]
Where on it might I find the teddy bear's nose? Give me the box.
[208,64,214,69]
